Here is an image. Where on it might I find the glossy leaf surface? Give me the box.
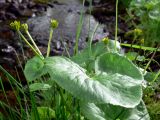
[81,101,150,120]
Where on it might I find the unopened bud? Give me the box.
[102,37,109,44]
[21,23,28,31]
[140,38,144,44]
[10,21,21,31]
[134,28,143,36]
[50,19,58,29]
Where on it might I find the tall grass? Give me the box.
[74,0,86,55]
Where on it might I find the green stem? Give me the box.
[74,8,84,55]
[130,35,137,52]
[120,43,160,52]
[152,70,160,83]
[143,45,160,74]
[115,0,118,51]
[47,28,53,57]
[18,31,43,59]
[89,23,99,56]
[60,34,71,58]
[25,30,42,56]
[88,0,92,43]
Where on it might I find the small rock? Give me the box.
[20,9,33,17]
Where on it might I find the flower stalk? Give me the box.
[10,21,43,59]
[18,31,42,59]
[46,19,58,57]
[21,24,42,56]
[47,28,54,57]
[115,0,118,51]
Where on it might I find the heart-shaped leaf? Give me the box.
[44,54,142,108]
[24,56,46,82]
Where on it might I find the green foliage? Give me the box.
[25,54,141,107]
[95,52,142,79]
[80,101,149,120]
[147,102,160,120]
[0,112,4,120]
[120,0,132,7]
[31,107,55,120]
[126,52,146,62]
[29,83,51,92]
[24,40,149,119]
[143,71,160,120]
[129,0,160,45]
[24,56,46,82]
[72,40,121,71]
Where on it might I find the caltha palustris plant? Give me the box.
[10,20,150,120]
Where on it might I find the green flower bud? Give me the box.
[50,19,58,29]
[134,28,143,36]
[10,21,21,31]
[102,37,109,44]
[140,38,144,44]
[21,23,28,31]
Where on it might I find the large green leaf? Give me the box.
[81,101,150,120]
[95,52,143,80]
[44,55,142,108]
[93,73,142,108]
[72,40,121,70]
[24,56,46,82]
[95,53,143,106]
[72,42,107,70]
